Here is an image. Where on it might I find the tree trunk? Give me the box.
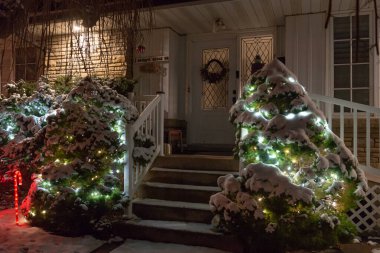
[126,31,134,79]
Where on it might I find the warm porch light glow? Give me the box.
[73,24,81,32]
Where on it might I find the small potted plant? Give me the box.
[112,77,138,100]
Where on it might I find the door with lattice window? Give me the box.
[240,36,273,91]
[188,39,236,145]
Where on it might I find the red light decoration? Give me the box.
[14,170,22,225]
[136,44,145,54]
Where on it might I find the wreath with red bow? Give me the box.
[200,59,228,84]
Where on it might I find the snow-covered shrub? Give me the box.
[133,133,156,166]
[107,77,137,97]
[6,79,38,97]
[49,75,80,95]
[211,59,365,252]
[0,78,56,182]
[0,76,138,235]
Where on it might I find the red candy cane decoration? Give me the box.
[14,170,22,225]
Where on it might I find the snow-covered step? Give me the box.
[125,219,218,234]
[141,182,219,203]
[153,155,239,172]
[111,219,243,253]
[146,167,238,186]
[132,198,213,223]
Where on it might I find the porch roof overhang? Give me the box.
[152,0,375,35]
[0,0,375,36]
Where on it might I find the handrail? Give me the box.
[132,96,161,128]
[134,95,157,113]
[310,93,380,115]
[310,93,380,183]
[124,93,164,199]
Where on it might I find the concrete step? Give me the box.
[145,167,238,186]
[111,219,243,253]
[132,198,212,223]
[141,182,219,203]
[153,155,239,172]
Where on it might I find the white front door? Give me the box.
[188,39,237,145]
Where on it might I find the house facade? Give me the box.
[137,0,378,149]
[0,0,378,148]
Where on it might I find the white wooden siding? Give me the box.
[134,28,185,119]
[285,13,326,95]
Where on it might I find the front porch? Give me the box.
[1,0,380,252]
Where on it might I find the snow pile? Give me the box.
[0,209,104,253]
[133,133,156,166]
[242,163,313,204]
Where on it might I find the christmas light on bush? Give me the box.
[288,76,296,83]
[241,128,249,139]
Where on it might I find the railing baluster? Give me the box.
[327,102,332,129]
[340,105,344,139]
[154,107,157,141]
[366,112,370,167]
[353,109,358,158]
[155,106,159,145]
[159,95,165,155]
[147,114,150,135]
[149,114,153,135]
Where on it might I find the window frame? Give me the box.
[330,12,374,108]
[14,46,39,82]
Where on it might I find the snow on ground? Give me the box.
[0,209,231,253]
[0,209,104,253]
[110,239,229,253]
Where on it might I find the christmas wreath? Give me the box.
[200,59,228,83]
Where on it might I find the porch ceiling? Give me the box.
[152,0,374,34]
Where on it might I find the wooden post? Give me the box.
[125,124,135,217]
[124,125,135,196]
[157,92,165,156]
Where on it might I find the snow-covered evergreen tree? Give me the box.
[210,59,368,252]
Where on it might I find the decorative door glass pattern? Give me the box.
[240,36,273,89]
[201,48,229,110]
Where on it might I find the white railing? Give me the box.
[124,93,164,198]
[133,95,157,113]
[310,93,380,183]
[306,94,380,232]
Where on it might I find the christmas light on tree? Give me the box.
[210,59,368,252]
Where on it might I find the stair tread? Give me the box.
[125,219,221,235]
[133,198,211,210]
[151,167,239,175]
[164,154,234,160]
[143,182,219,191]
